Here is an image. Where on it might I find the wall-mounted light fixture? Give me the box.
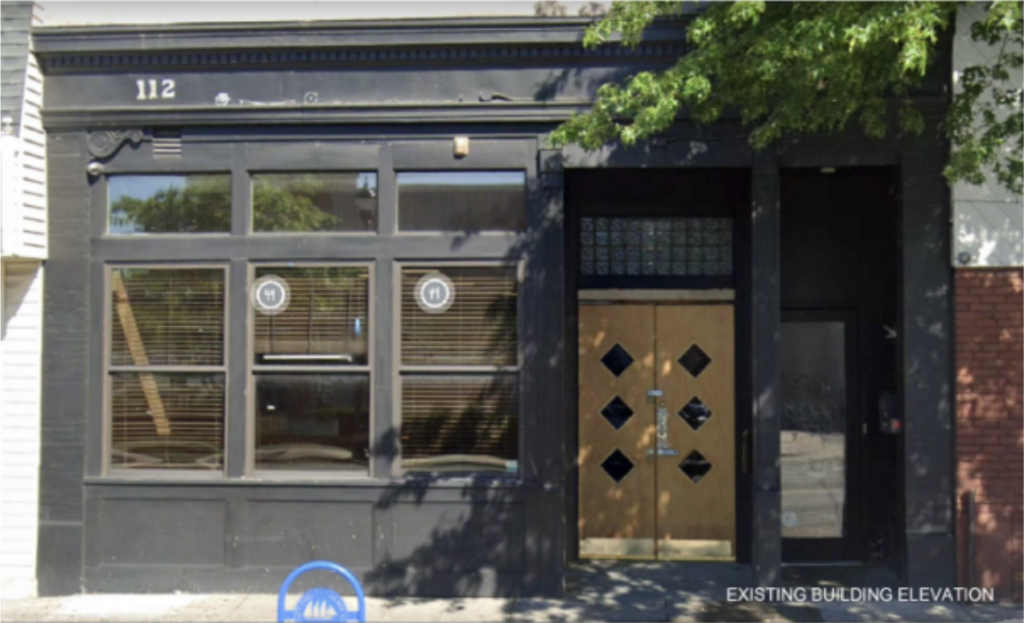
[453,136,470,158]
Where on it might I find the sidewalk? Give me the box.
[3,593,1022,622]
[4,562,1022,622]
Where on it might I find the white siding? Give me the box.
[1,2,46,262]
[1,260,42,598]
[17,52,47,257]
[952,3,1024,267]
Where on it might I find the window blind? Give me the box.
[401,266,517,366]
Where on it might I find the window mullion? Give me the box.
[226,258,249,478]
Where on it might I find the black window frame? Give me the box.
[90,137,536,485]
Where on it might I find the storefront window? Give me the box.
[108,267,227,470]
[108,175,231,234]
[254,266,370,366]
[252,265,371,474]
[252,172,378,232]
[255,374,370,472]
[399,265,519,473]
[397,171,525,232]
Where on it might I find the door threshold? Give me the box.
[782,561,862,567]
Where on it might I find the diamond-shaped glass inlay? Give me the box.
[678,344,712,378]
[600,343,634,378]
[601,396,635,431]
[679,450,712,484]
[678,397,713,431]
[601,449,635,484]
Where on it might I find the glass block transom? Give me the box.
[678,344,712,378]
[600,343,634,378]
[679,397,713,431]
[601,448,635,484]
[601,396,635,431]
[679,450,712,484]
[580,217,733,277]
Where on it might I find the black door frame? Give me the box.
[562,166,755,565]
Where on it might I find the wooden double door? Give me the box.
[578,303,735,560]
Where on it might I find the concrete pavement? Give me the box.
[2,593,1021,622]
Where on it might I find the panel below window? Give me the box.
[110,373,225,470]
[256,374,370,473]
[401,375,519,473]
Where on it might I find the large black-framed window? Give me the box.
[397,263,522,475]
[249,264,373,476]
[105,265,229,472]
[92,138,536,482]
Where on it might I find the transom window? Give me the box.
[252,172,378,232]
[397,171,525,232]
[580,216,733,277]
[108,175,231,235]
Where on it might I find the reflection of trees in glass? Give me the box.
[782,374,844,435]
[254,173,377,232]
[254,174,338,232]
[110,175,232,234]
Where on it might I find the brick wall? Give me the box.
[956,268,1023,602]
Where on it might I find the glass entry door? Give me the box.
[780,309,862,561]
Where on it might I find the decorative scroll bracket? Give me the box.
[87,128,144,159]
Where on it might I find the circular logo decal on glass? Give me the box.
[782,511,799,528]
[251,275,291,316]
[415,273,455,314]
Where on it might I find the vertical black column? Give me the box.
[373,143,397,481]
[38,132,90,595]
[225,145,249,479]
[899,108,955,588]
[751,150,782,587]
[523,144,566,596]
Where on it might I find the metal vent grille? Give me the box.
[152,128,182,158]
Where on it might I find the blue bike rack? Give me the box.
[277,561,366,622]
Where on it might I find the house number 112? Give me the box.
[135,79,176,100]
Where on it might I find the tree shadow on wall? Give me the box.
[363,184,566,599]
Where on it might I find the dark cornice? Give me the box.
[32,15,690,54]
[40,100,597,130]
[33,16,692,75]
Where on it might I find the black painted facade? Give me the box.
[33,16,955,596]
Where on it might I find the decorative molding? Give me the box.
[86,129,144,159]
[39,43,687,74]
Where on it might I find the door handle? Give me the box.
[742,429,751,474]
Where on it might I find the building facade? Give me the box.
[1,0,46,600]
[26,12,1019,599]
[951,4,1024,603]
